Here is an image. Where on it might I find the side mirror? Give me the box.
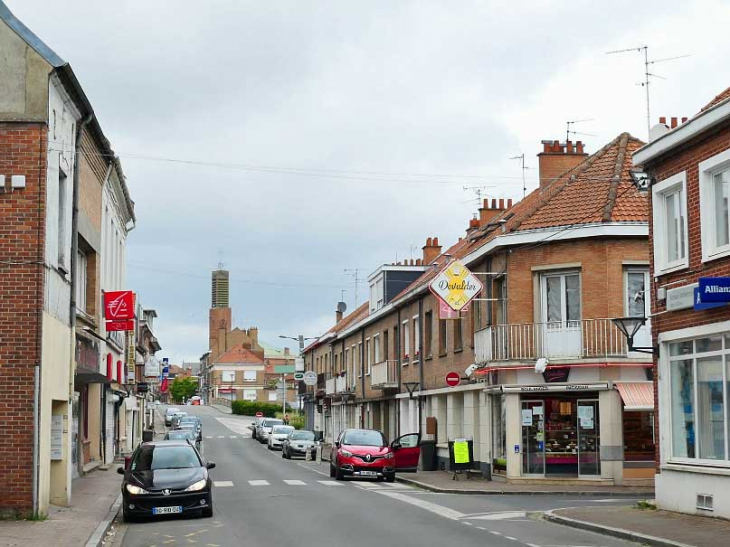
[206,462,216,470]
[117,467,126,475]
[391,441,402,451]
[334,441,340,448]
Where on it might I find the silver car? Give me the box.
[256,418,283,444]
[164,407,180,426]
[282,430,318,459]
[267,425,295,450]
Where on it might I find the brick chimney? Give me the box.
[284,347,290,356]
[336,307,344,323]
[422,237,442,265]
[478,198,513,227]
[537,140,588,189]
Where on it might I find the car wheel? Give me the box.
[122,508,135,523]
[335,464,345,481]
[385,474,396,483]
[329,462,336,478]
[201,506,213,518]
[268,443,273,450]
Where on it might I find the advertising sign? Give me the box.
[303,371,317,386]
[160,365,170,393]
[695,285,730,309]
[106,320,134,332]
[438,299,468,320]
[429,259,482,312]
[104,291,135,320]
[145,356,161,378]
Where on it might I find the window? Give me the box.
[243,370,256,382]
[344,348,350,376]
[351,345,357,386]
[439,319,448,355]
[243,389,257,401]
[652,172,688,273]
[268,391,277,402]
[221,371,235,383]
[668,335,730,463]
[366,338,372,375]
[699,150,730,262]
[76,249,88,313]
[413,316,420,362]
[424,311,433,358]
[357,342,363,377]
[454,317,463,351]
[58,169,68,270]
[370,275,385,312]
[373,334,381,364]
[383,330,389,361]
[402,320,410,362]
[542,272,581,324]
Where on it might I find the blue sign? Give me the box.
[698,278,730,303]
[694,287,728,311]
[514,444,520,454]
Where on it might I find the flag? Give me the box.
[160,366,170,393]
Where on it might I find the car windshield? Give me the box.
[165,431,193,440]
[166,408,180,416]
[263,419,283,427]
[343,430,386,447]
[290,431,315,441]
[132,446,200,471]
[272,426,294,434]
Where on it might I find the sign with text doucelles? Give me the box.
[429,259,482,312]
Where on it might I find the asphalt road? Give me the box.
[119,405,642,547]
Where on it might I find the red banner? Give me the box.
[106,320,135,332]
[104,291,135,320]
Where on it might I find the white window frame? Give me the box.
[358,342,363,378]
[221,371,235,383]
[365,338,371,376]
[243,370,257,383]
[76,249,87,313]
[413,315,420,363]
[652,171,689,275]
[268,391,278,402]
[402,319,410,364]
[350,345,357,388]
[243,389,257,401]
[699,149,730,263]
[373,334,381,364]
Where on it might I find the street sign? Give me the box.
[275,365,296,374]
[294,372,305,381]
[699,277,730,302]
[255,411,263,418]
[429,259,482,312]
[303,371,317,386]
[445,371,461,387]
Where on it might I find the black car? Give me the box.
[117,441,215,522]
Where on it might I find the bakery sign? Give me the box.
[104,291,136,332]
[429,259,483,312]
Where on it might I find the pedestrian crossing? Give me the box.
[204,434,250,440]
[211,478,412,489]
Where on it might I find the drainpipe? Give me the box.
[396,308,401,436]
[418,298,424,436]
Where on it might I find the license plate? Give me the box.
[360,471,378,476]
[153,506,182,515]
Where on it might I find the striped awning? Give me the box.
[615,382,654,411]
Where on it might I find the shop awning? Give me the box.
[615,382,654,411]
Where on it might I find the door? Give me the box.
[625,270,651,356]
[577,400,600,476]
[393,433,421,471]
[521,401,545,475]
[541,273,582,358]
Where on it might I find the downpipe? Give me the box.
[32,364,40,515]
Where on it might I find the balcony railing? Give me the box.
[371,360,398,389]
[325,377,337,395]
[335,375,347,393]
[474,318,636,362]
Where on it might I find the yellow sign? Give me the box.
[430,259,483,312]
[453,440,470,464]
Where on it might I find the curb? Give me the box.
[543,509,696,547]
[394,476,653,497]
[85,493,122,547]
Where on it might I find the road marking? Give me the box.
[375,491,465,520]
[205,436,213,439]
[248,480,269,486]
[462,522,473,526]
[215,417,254,437]
[476,527,486,531]
[489,531,503,536]
[564,498,636,503]
[464,511,527,521]
[504,537,518,542]
[213,481,233,487]
[217,435,225,439]
[283,480,306,486]
[229,435,237,439]
[317,481,343,487]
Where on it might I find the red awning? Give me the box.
[615,382,654,411]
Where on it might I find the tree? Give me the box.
[170,376,197,403]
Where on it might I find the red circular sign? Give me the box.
[255,412,264,418]
[445,372,461,387]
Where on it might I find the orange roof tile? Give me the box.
[214,344,264,364]
[701,86,730,112]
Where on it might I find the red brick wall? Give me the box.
[0,123,47,515]
[645,121,730,470]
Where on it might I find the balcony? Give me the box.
[335,375,347,393]
[474,318,645,363]
[325,377,337,395]
[371,360,398,389]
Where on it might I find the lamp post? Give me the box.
[611,316,659,356]
[279,335,317,412]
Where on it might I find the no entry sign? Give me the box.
[446,371,461,387]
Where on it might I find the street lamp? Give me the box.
[611,316,658,356]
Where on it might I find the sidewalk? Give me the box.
[208,403,232,414]
[395,470,654,496]
[0,468,121,547]
[546,505,730,547]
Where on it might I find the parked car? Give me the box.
[250,416,266,440]
[329,429,421,482]
[179,417,202,441]
[256,418,284,444]
[170,411,188,429]
[282,430,318,459]
[117,441,215,522]
[267,425,295,450]
[164,407,180,426]
[164,429,199,450]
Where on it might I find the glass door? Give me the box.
[521,401,545,475]
[625,270,651,357]
[577,399,601,476]
[541,273,582,358]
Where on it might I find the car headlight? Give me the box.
[384,452,394,460]
[341,449,353,457]
[126,484,149,495]
[184,479,207,492]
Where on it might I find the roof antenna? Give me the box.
[509,154,531,199]
[606,46,690,139]
[461,185,495,206]
[343,269,363,308]
[565,119,596,142]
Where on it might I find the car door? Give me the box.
[392,433,421,472]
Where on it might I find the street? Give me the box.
[118,406,642,547]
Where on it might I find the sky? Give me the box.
[10,0,730,363]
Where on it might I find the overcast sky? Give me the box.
[11,0,730,363]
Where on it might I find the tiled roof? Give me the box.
[214,344,264,364]
[701,86,730,112]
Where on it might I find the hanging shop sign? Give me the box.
[104,290,136,331]
[696,279,730,304]
[438,299,469,320]
[666,283,697,311]
[429,259,483,312]
[500,382,609,394]
[542,367,570,383]
[694,287,727,311]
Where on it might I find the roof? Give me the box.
[701,86,730,112]
[213,344,265,364]
[303,303,369,353]
[259,341,294,359]
[0,1,64,67]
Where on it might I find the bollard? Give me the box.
[305,448,311,462]
[315,444,322,464]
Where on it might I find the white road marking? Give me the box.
[489,531,503,536]
[318,481,343,487]
[215,417,253,437]
[229,435,237,439]
[296,462,330,477]
[283,480,306,486]
[248,480,270,486]
[504,537,518,542]
[217,435,225,439]
[464,511,527,521]
[205,436,213,439]
[375,491,465,520]
[462,522,473,526]
[476,527,486,531]
[564,498,636,503]
[213,481,234,487]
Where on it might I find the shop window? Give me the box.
[623,412,655,461]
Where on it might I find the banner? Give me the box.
[160,365,170,393]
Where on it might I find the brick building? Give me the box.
[305,134,652,484]
[634,87,730,517]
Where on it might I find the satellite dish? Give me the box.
[337,301,347,313]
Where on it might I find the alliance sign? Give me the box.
[429,259,482,312]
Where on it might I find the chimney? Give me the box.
[467,214,480,233]
[478,198,512,227]
[284,347,290,357]
[336,307,344,323]
[538,139,588,189]
[422,236,442,265]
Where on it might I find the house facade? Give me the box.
[634,87,730,517]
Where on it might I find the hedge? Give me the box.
[231,400,283,417]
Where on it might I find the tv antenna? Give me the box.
[343,269,364,308]
[606,45,690,138]
[565,119,596,142]
[462,185,495,205]
[509,154,532,198]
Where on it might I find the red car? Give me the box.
[329,428,421,482]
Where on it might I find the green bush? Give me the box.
[230,400,282,417]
